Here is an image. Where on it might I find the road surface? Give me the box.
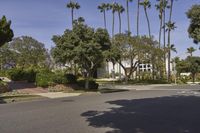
[1,85,200,133]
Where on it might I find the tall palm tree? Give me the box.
[66,1,80,28]
[125,0,133,34]
[116,4,125,33]
[187,47,196,56]
[137,0,140,36]
[110,2,118,37]
[98,3,110,29]
[166,0,176,82]
[161,0,169,79]
[166,21,176,81]
[140,0,151,38]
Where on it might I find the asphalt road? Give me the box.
[1,85,200,133]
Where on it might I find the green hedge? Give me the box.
[7,69,37,82]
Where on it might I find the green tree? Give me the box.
[186,4,200,44]
[7,36,49,69]
[186,56,200,83]
[66,1,80,28]
[0,44,15,69]
[140,0,151,38]
[0,16,14,47]
[187,47,196,56]
[52,18,110,89]
[98,3,110,29]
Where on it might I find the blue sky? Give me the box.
[0,0,199,58]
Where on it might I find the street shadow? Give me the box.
[82,96,200,133]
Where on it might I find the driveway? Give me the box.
[0,86,200,133]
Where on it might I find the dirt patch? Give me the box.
[8,81,48,94]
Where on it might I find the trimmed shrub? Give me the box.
[77,79,99,90]
[64,74,77,84]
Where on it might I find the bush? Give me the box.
[52,74,68,84]
[65,74,77,84]
[179,75,190,84]
[7,68,25,81]
[7,68,37,82]
[77,79,99,90]
[0,81,10,93]
[0,70,7,77]
[24,69,37,82]
[35,72,54,88]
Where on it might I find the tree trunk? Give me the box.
[163,4,167,78]
[126,0,130,33]
[112,62,115,79]
[167,31,171,82]
[118,13,122,34]
[137,0,140,80]
[71,9,74,28]
[103,10,107,29]
[167,0,174,82]
[158,5,163,48]
[144,8,151,38]
[137,0,140,36]
[112,12,115,37]
[192,73,195,83]
[85,73,90,89]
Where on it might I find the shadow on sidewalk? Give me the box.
[82,95,200,133]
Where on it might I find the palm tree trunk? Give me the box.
[126,0,130,33]
[112,12,115,37]
[163,2,167,78]
[118,12,122,80]
[118,13,122,33]
[103,10,107,29]
[159,9,163,48]
[71,9,74,28]
[137,0,140,80]
[137,0,140,36]
[144,8,151,38]
[167,0,174,82]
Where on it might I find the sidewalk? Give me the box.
[100,84,200,91]
[36,92,82,99]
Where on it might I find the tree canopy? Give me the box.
[0,36,49,69]
[186,4,200,44]
[52,18,111,88]
[0,16,14,47]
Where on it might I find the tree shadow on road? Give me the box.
[82,95,200,133]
